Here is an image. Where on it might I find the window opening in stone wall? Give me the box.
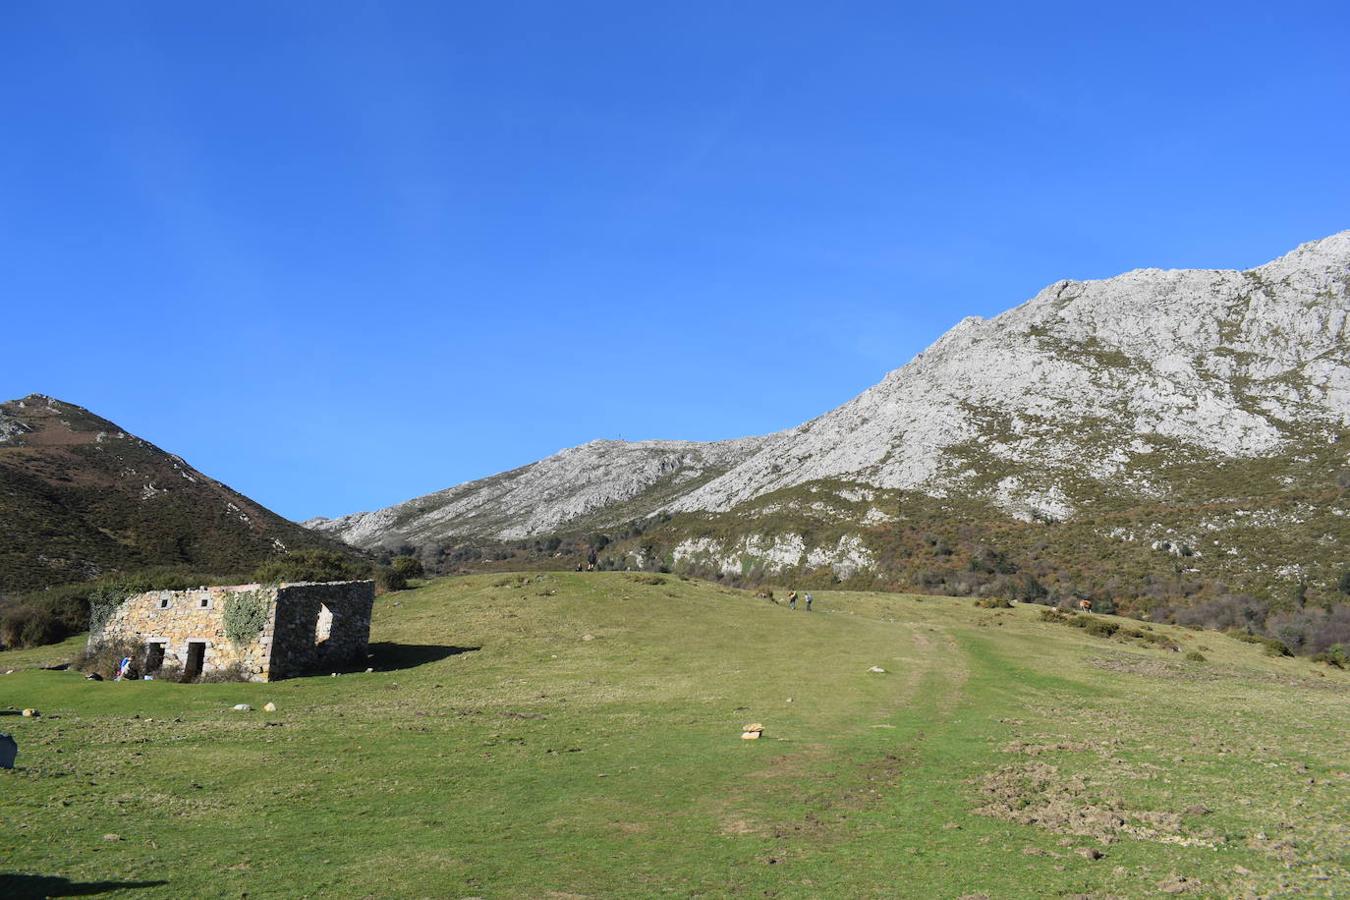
[159,597,170,609]
[315,603,334,646]
[144,642,166,673]
[199,596,210,609]
[185,641,206,678]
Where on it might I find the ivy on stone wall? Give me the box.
[224,590,269,646]
[87,583,133,639]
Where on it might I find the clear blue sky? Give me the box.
[2,2,1347,520]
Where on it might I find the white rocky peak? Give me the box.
[311,231,1349,546]
[669,231,1349,514]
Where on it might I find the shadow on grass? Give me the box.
[365,642,480,673]
[1,873,169,898]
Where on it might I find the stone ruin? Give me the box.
[88,581,375,682]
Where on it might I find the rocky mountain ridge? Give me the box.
[313,232,1350,545]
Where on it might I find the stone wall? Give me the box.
[92,584,279,680]
[90,580,375,682]
[268,581,375,679]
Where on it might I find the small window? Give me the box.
[199,596,211,609]
[158,597,171,610]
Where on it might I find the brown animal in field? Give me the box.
[1078,599,1093,612]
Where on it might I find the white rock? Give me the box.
[305,232,1350,543]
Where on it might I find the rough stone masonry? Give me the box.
[89,581,375,682]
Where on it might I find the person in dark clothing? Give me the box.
[788,590,798,610]
[805,592,813,611]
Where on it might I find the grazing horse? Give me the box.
[1078,599,1093,612]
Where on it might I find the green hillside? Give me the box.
[2,573,1346,897]
[0,395,353,594]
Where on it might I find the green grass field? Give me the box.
[2,573,1346,898]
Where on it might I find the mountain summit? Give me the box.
[310,233,1349,606]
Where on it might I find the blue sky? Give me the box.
[2,2,1348,520]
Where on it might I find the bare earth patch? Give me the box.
[972,762,1217,848]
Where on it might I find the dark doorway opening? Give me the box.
[144,642,166,674]
[185,641,206,678]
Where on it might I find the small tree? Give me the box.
[390,556,424,579]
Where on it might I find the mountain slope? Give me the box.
[673,231,1350,515]
[0,395,345,592]
[308,233,1349,607]
[307,435,772,546]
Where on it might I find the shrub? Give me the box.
[75,638,146,680]
[1311,644,1347,668]
[390,556,424,579]
[1174,594,1267,632]
[974,597,1013,609]
[375,566,408,593]
[1017,574,1049,604]
[223,590,270,646]
[1083,618,1120,639]
[253,550,368,585]
[1184,650,1206,662]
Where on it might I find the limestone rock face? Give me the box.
[671,231,1350,514]
[308,436,772,548]
[309,232,1350,560]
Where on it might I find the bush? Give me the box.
[253,550,369,585]
[390,556,424,579]
[75,638,145,680]
[1174,594,1267,632]
[1083,618,1120,639]
[375,566,409,593]
[1184,650,1206,662]
[973,597,1013,609]
[1311,644,1347,668]
[223,590,270,646]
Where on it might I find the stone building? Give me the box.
[89,581,375,682]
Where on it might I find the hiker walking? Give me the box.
[788,590,798,610]
[805,592,813,612]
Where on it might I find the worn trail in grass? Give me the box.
[2,573,1346,897]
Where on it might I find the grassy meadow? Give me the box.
[1,572,1346,898]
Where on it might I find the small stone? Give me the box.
[1076,847,1103,860]
[741,731,761,740]
[263,702,276,713]
[1185,804,1211,816]
[231,704,252,712]
[102,833,120,842]
[943,822,961,831]
[581,634,595,642]
[868,666,886,673]
[742,723,764,733]
[21,708,38,718]
[365,667,374,673]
